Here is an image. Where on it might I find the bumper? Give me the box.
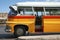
[5,29,11,32]
[5,25,12,32]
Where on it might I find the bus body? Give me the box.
[5,2,60,37]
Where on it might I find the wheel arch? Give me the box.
[14,24,29,31]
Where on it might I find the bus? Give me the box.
[5,2,60,37]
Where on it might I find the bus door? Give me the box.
[34,7,44,32]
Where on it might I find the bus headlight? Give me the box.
[5,25,11,32]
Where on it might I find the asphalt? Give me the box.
[0,25,16,40]
[0,25,60,40]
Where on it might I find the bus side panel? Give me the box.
[43,16,60,33]
[7,16,35,33]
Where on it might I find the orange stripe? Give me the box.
[8,16,35,19]
[43,16,60,19]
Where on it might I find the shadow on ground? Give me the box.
[0,34,16,39]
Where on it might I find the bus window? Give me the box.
[24,8,33,15]
[34,7,43,16]
[45,7,60,16]
[18,7,33,15]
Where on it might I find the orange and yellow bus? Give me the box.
[5,2,60,37]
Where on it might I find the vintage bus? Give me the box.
[5,2,60,37]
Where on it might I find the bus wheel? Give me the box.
[14,27,26,37]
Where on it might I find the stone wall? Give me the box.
[0,13,8,19]
[0,13,8,26]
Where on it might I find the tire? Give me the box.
[14,27,26,37]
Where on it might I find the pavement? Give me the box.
[18,35,60,40]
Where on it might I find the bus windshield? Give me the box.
[8,9,17,16]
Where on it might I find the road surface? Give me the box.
[0,25,16,40]
[0,25,60,40]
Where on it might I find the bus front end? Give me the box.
[5,6,35,37]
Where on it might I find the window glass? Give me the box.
[24,8,33,15]
[18,7,33,15]
[45,7,60,16]
[34,7,44,16]
[8,9,17,16]
[38,12,43,16]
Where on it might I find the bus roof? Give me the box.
[15,2,60,7]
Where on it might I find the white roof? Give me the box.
[15,2,60,7]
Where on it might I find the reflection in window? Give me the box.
[18,8,33,15]
[45,7,60,16]
[34,7,44,16]
[24,8,33,15]
[8,9,17,16]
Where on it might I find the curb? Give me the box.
[17,35,60,40]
